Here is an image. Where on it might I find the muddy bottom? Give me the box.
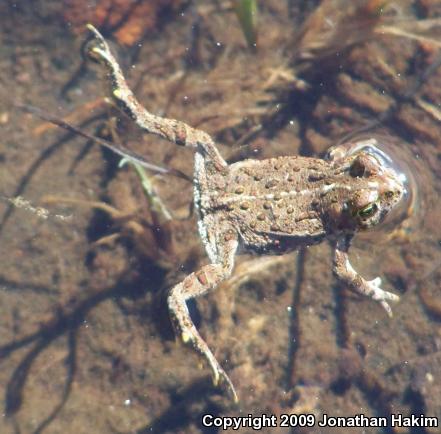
[1,1,441,433]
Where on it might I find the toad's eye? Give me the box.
[349,156,366,177]
[349,153,379,178]
[358,202,378,219]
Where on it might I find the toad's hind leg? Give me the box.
[84,25,227,171]
[168,237,239,401]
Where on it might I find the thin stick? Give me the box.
[16,103,192,182]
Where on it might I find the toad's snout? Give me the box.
[380,169,406,205]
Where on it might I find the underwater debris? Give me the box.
[233,0,258,49]
[2,195,72,222]
[264,0,441,91]
[62,0,185,45]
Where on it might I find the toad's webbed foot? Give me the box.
[174,306,238,401]
[333,237,400,316]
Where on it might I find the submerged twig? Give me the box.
[16,104,191,182]
[119,158,172,224]
[0,195,71,222]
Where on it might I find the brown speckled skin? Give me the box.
[197,154,403,254]
[85,26,405,402]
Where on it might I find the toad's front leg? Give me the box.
[168,237,239,401]
[332,237,400,316]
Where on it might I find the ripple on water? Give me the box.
[328,134,429,242]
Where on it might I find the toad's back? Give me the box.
[202,156,333,252]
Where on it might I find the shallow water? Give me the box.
[1,1,441,433]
